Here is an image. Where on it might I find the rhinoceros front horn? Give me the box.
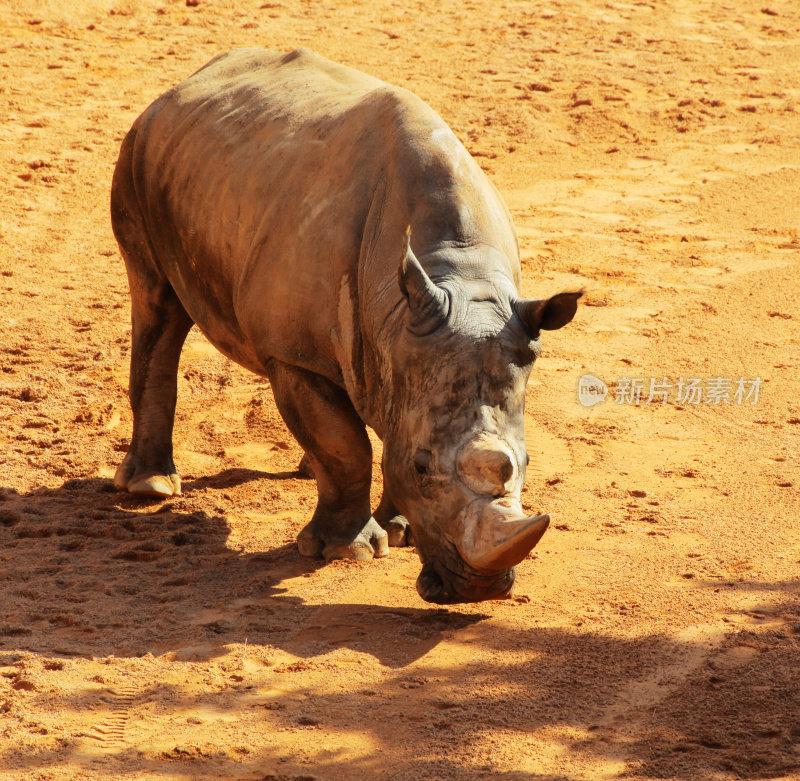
[398,226,450,335]
[460,499,550,572]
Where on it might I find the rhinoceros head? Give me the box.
[382,231,581,604]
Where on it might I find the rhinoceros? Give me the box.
[110,48,581,604]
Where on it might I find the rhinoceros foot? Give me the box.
[379,515,412,547]
[114,453,181,497]
[297,516,389,562]
[373,494,413,547]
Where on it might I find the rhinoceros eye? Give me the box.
[413,449,432,475]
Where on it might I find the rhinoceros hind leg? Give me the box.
[113,284,193,498]
[269,360,389,562]
[111,136,194,499]
[112,216,194,498]
[373,492,413,547]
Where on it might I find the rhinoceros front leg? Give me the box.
[268,360,389,562]
[297,453,410,547]
[114,281,193,498]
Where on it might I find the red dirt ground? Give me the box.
[1,1,799,779]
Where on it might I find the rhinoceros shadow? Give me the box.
[2,477,799,781]
[182,466,312,490]
[0,476,485,667]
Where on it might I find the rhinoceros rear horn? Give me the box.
[398,226,450,335]
[515,290,583,338]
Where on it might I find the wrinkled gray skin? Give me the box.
[111,48,581,604]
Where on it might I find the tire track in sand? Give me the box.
[81,683,140,750]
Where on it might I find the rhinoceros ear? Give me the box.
[515,290,583,338]
[398,226,450,335]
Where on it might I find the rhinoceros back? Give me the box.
[114,48,508,389]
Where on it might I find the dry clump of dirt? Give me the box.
[1,1,799,780]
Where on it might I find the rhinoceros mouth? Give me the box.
[415,557,515,604]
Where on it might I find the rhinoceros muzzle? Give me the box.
[415,502,549,604]
[413,435,550,604]
[454,434,550,572]
[416,557,516,604]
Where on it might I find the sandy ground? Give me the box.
[1,0,799,779]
